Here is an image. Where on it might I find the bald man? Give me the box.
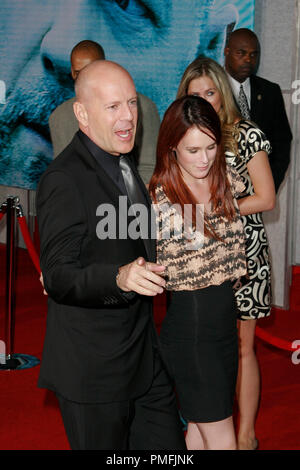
[224,28,292,192]
[49,40,160,184]
[37,60,185,450]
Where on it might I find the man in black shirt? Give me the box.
[36,60,185,450]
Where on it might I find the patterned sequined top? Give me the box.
[226,119,272,320]
[153,166,247,291]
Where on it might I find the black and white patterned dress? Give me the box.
[226,120,272,320]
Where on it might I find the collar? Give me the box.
[77,130,127,192]
[226,73,251,106]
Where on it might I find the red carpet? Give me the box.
[0,243,299,450]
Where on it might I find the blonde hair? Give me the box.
[177,57,240,155]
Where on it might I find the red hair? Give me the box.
[149,95,236,238]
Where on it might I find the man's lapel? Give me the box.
[128,156,156,263]
[76,134,155,261]
[74,133,124,208]
[250,76,263,119]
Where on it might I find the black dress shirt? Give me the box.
[77,130,128,194]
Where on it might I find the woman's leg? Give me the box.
[236,319,260,450]
[187,417,236,450]
[185,422,205,450]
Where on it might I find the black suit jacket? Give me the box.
[249,75,292,192]
[37,133,157,404]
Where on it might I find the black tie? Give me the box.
[119,155,147,207]
[119,155,153,257]
[238,84,251,119]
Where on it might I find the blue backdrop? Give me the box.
[0,0,254,190]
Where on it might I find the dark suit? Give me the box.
[249,75,292,192]
[36,132,185,450]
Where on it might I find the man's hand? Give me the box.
[116,257,166,296]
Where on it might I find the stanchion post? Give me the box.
[0,196,40,370]
[2,196,21,369]
[5,196,17,359]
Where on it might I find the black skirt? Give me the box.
[160,281,238,423]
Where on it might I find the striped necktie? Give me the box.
[238,84,251,119]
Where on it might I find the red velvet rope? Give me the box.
[17,216,41,274]
[255,326,298,352]
[5,210,300,353]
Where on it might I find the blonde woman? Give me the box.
[177,57,275,450]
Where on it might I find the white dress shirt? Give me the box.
[226,73,251,109]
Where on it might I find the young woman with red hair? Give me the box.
[149,95,246,450]
[177,57,276,451]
